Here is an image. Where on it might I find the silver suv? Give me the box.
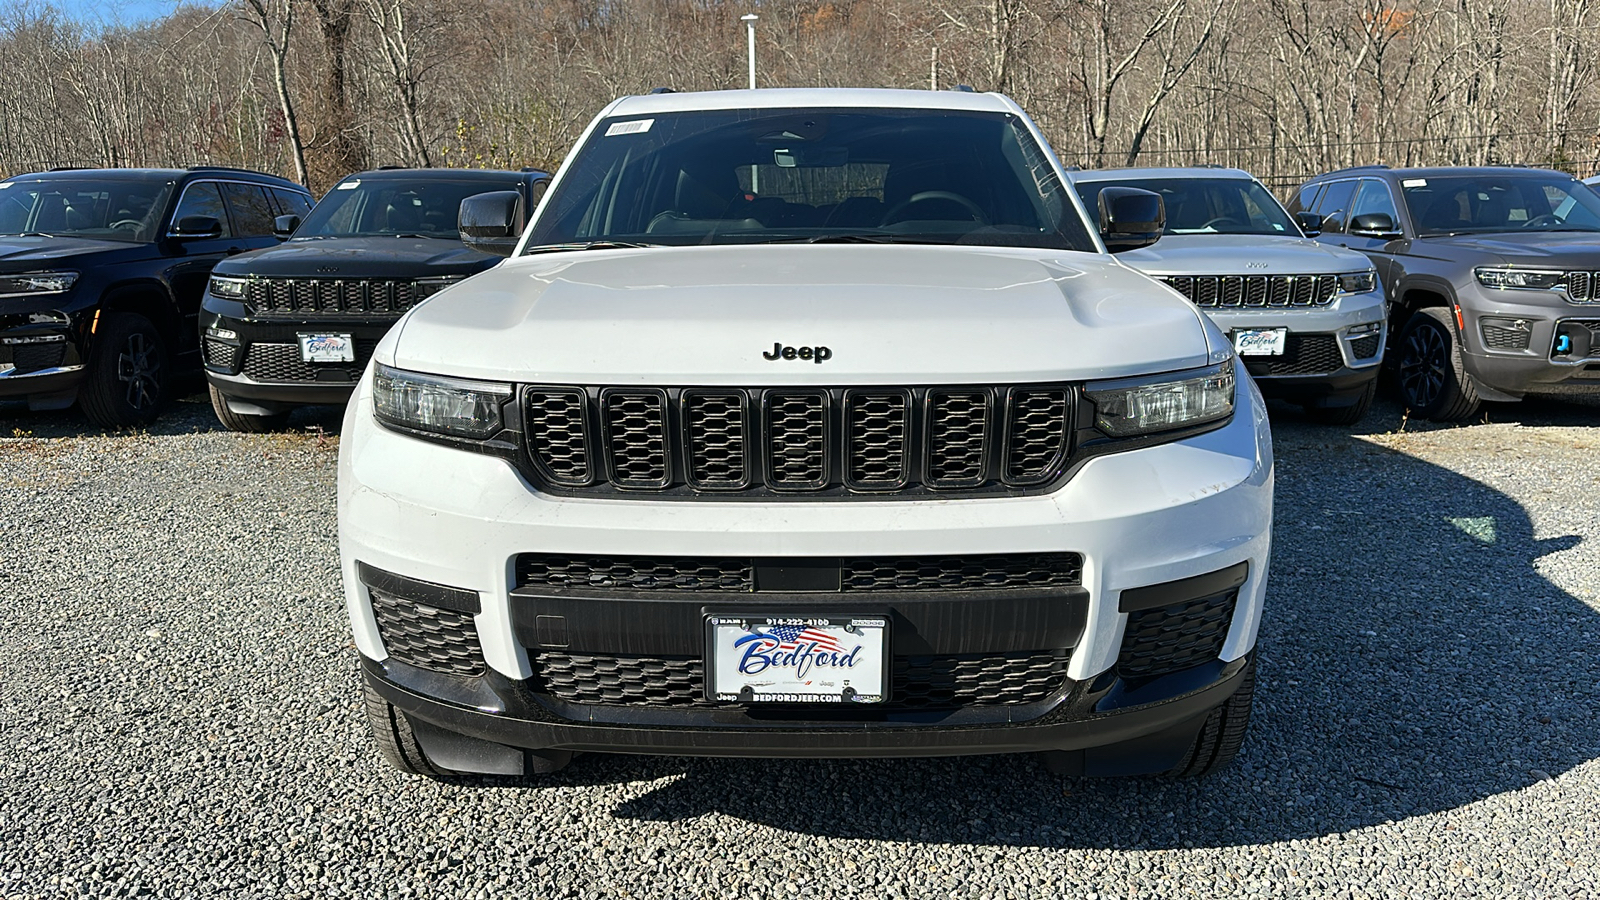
[1069,167,1386,425]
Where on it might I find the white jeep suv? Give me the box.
[339,88,1274,780]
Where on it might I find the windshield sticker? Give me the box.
[335,180,360,190]
[605,119,654,136]
[1402,178,1427,188]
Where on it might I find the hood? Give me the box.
[1419,231,1600,266]
[1117,234,1372,276]
[212,236,497,278]
[0,235,149,269]
[387,244,1216,386]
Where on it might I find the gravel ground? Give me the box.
[1,388,1597,899]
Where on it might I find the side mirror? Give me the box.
[169,215,222,240]
[273,214,301,238]
[459,190,524,257]
[1348,212,1402,240]
[1097,186,1164,253]
[1295,211,1323,237]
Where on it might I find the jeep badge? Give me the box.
[763,342,831,363]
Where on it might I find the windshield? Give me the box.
[296,176,525,239]
[524,107,1096,252]
[0,177,175,243]
[1402,174,1600,236]
[1073,177,1298,236]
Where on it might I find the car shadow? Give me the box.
[538,397,1599,850]
[0,387,345,438]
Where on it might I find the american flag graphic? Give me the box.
[761,624,843,651]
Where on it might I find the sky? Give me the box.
[44,0,221,28]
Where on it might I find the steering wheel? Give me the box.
[883,191,990,225]
[1200,216,1244,231]
[1522,214,1561,228]
[109,219,143,230]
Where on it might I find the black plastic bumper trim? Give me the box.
[1118,561,1249,613]
[357,561,482,615]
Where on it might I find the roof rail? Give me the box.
[1325,164,1390,175]
[1190,163,1229,169]
[186,165,276,176]
[375,164,410,170]
[950,84,977,93]
[48,166,93,171]
[648,87,676,94]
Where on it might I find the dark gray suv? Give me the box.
[1291,166,1600,420]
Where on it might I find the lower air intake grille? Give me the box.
[534,650,1068,709]
[242,340,377,383]
[7,342,67,374]
[1350,333,1382,359]
[1117,590,1238,680]
[370,591,483,676]
[516,552,1083,593]
[202,338,240,371]
[1482,321,1532,351]
[1242,334,1344,376]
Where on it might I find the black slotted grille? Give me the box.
[525,389,591,485]
[683,391,749,489]
[926,390,990,487]
[241,340,377,383]
[603,390,670,488]
[766,392,828,489]
[845,390,909,489]
[1242,334,1345,376]
[1163,274,1339,308]
[519,385,1072,498]
[202,337,240,372]
[1005,389,1069,484]
[370,591,483,676]
[245,278,419,316]
[534,649,1069,710]
[1564,271,1600,302]
[1117,590,1238,681]
[516,552,1082,593]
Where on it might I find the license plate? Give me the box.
[298,332,354,363]
[1233,327,1287,356]
[706,615,889,703]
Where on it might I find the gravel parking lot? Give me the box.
[1,389,1597,899]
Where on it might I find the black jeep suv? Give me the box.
[0,167,312,426]
[199,167,550,431]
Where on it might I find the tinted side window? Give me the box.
[223,183,275,236]
[1290,183,1323,215]
[171,182,232,238]
[271,188,312,218]
[1350,179,1400,227]
[1312,179,1359,233]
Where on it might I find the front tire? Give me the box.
[208,384,290,432]
[1168,660,1255,777]
[80,312,167,428]
[1396,307,1481,421]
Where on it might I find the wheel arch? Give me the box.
[94,281,183,355]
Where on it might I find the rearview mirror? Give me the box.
[1295,211,1323,237]
[169,215,222,240]
[773,146,848,168]
[1097,187,1164,253]
[458,191,524,257]
[1348,212,1402,240]
[273,214,301,238]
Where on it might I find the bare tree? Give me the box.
[240,0,308,184]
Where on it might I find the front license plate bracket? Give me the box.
[704,614,890,704]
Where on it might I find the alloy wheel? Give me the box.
[117,332,161,411]
[1398,322,1447,410]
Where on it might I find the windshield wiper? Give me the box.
[762,233,943,245]
[8,231,55,238]
[523,240,658,254]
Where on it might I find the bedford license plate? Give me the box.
[1233,327,1287,356]
[706,615,888,703]
[298,332,354,363]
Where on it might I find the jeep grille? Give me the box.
[520,385,1073,498]
[1162,274,1339,308]
[1562,272,1600,303]
[244,277,419,316]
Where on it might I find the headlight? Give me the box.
[373,363,512,439]
[1338,270,1376,294]
[0,271,78,297]
[209,275,247,299]
[413,275,466,300]
[1475,267,1564,291]
[1085,361,1235,437]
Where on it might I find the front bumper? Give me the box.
[200,295,398,411]
[338,362,1274,760]
[1454,284,1600,400]
[1205,291,1385,405]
